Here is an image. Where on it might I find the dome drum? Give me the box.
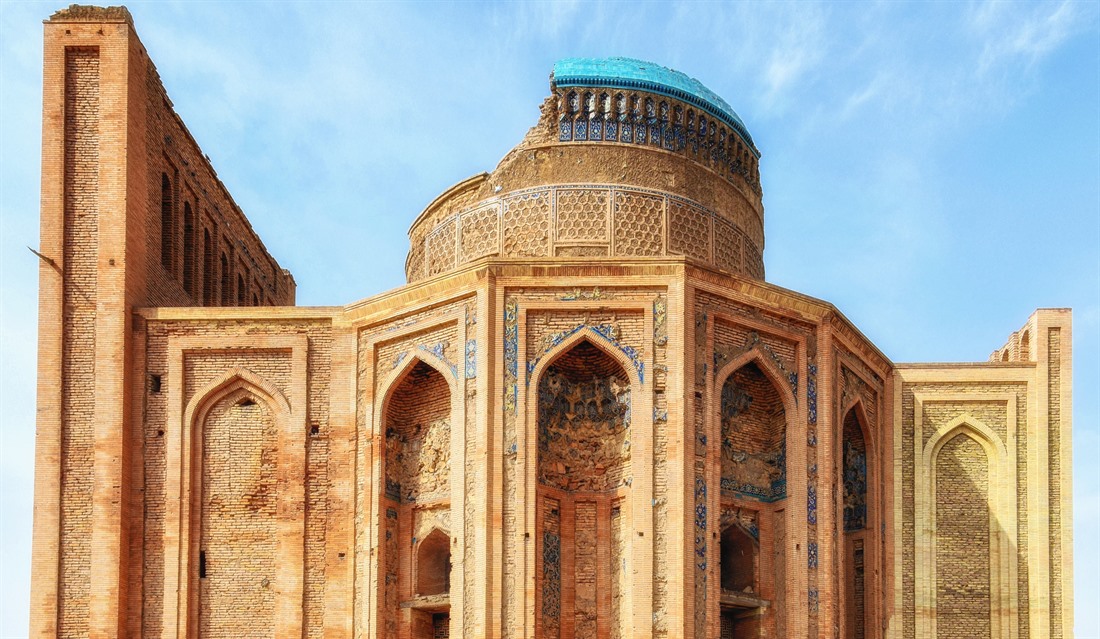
[405,183,765,283]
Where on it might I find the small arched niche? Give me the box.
[160,173,174,270]
[720,361,787,502]
[537,339,631,492]
[416,528,451,597]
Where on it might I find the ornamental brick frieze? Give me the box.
[551,88,762,196]
[407,184,763,283]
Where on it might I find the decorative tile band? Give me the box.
[807,362,818,424]
[503,298,519,414]
[465,339,476,379]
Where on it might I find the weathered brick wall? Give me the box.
[574,501,598,637]
[935,434,991,639]
[136,52,293,308]
[58,45,99,639]
[852,539,865,639]
[384,361,451,504]
[136,318,331,638]
[198,391,277,638]
[1048,327,1063,639]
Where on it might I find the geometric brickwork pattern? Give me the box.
[409,184,761,282]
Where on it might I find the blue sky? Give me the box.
[1,0,1097,635]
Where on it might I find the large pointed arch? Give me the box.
[526,326,646,639]
[527,324,644,391]
[711,345,798,638]
[372,344,461,639]
[173,365,305,639]
[837,397,876,639]
[917,413,1016,639]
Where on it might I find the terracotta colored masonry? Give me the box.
[31,6,1072,639]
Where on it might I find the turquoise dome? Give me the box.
[551,57,757,156]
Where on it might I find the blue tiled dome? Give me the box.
[551,57,757,155]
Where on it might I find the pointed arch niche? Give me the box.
[713,350,795,638]
[530,332,639,639]
[376,351,459,638]
[160,334,309,639]
[839,400,873,639]
[913,396,1019,639]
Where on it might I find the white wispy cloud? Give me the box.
[972,0,1085,73]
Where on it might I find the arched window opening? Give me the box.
[416,529,451,596]
[720,362,787,502]
[219,253,230,306]
[160,173,174,270]
[182,202,194,295]
[720,524,757,594]
[237,274,246,306]
[202,229,213,305]
[1019,330,1030,361]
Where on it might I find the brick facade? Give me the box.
[31,7,1073,639]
